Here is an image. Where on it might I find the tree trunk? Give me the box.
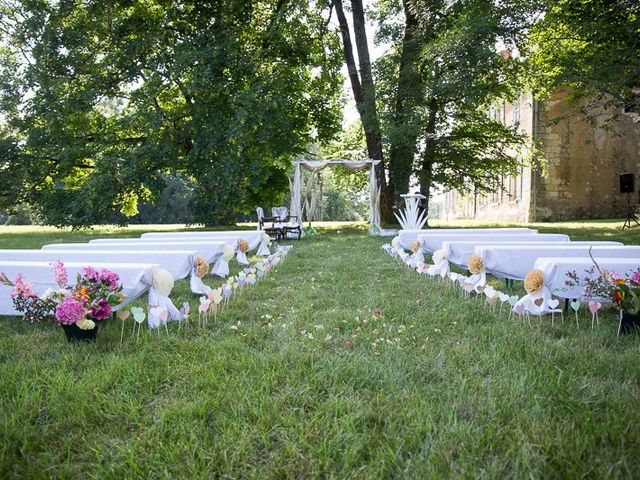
[418,98,438,226]
[388,0,421,199]
[332,0,394,223]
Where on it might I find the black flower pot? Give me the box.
[61,323,98,343]
[620,311,640,335]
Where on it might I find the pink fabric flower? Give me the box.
[89,298,112,321]
[52,260,68,287]
[55,297,85,325]
[631,272,640,285]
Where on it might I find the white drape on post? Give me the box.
[290,158,381,236]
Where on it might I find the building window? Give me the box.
[512,99,521,124]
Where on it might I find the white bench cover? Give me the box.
[478,244,634,281]
[397,228,536,250]
[421,233,569,254]
[534,257,640,299]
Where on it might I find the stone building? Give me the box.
[442,88,640,222]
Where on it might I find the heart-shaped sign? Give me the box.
[533,298,545,307]
[463,283,474,293]
[514,303,525,314]
[159,309,169,321]
[223,288,232,299]
[570,300,581,312]
[199,301,210,313]
[499,292,510,303]
[548,299,560,309]
[257,270,265,278]
[486,296,498,307]
[211,291,223,304]
[476,285,486,293]
[588,301,602,314]
[131,306,146,324]
[508,296,519,307]
[116,310,130,321]
[484,287,498,298]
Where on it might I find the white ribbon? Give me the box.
[148,287,183,326]
[211,256,230,277]
[256,241,271,257]
[189,269,211,295]
[236,250,249,265]
[513,286,553,315]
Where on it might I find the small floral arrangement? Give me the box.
[238,238,250,253]
[56,265,125,329]
[410,240,421,254]
[1,262,124,329]
[565,261,640,314]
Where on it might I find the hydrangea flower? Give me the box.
[55,297,86,325]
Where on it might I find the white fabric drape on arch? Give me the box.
[290,159,381,236]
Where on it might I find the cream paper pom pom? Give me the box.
[524,269,545,294]
[467,255,484,275]
[432,249,446,264]
[238,238,250,253]
[153,269,174,297]
[194,256,209,278]
[222,244,235,261]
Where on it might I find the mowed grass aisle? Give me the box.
[1,224,639,478]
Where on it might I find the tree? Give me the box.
[523,0,640,114]
[330,0,394,221]
[0,0,343,227]
[332,0,529,221]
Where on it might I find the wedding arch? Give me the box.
[291,158,380,235]
[290,158,382,235]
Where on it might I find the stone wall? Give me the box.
[532,88,640,221]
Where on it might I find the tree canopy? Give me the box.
[0,0,343,226]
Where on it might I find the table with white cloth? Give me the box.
[420,233,569,254]
[139,231,264,250]
[397,228,536,250]
[533,257,640,299]
[478,244,634,281]
[0,261,158,316]
[1,249,197,281]
[42,241,224,263]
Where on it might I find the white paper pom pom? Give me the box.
[152,269,174,297]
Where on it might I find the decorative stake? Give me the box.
[570,300,580,328]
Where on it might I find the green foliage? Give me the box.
[4,204,40,226]
[0,0,343,227]
[372,0,529,200]
[316,170,368,221]
[524,0,640,109]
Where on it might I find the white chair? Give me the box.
[272,206,288,221]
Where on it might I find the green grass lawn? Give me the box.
[1,221,639,478]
